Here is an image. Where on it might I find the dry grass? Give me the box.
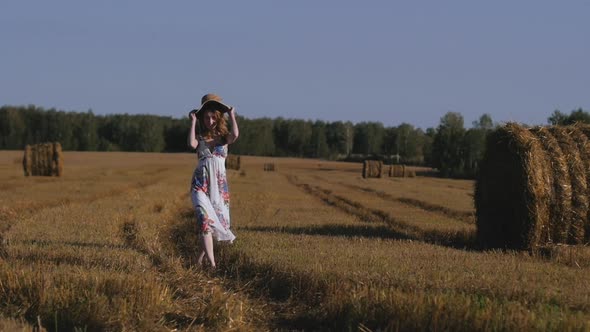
[1,151,589,331]
[0,151,260,331]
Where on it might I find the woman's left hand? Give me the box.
[227,107,236,116]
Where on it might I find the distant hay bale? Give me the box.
[388,164,416,178]
[389,164,405,177]
[23,145,32,176]
[23,142,63,177]
[263,163,276,172]
[43,143,52,176]
[226,155,241,170]
[362,160,382,178]
[52,142,63,176]
[475,123,590,250]
[31,145,39,176]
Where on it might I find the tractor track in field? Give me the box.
[309,174,475,224]
[286,174,476,250]
[162,201,313,331]
[116,187,296,331]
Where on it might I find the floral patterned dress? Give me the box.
[190,136,236,242]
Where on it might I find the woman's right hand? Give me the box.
[189,112,197,122]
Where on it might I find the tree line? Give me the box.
[1,105,588,178]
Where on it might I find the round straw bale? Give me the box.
[548,126,587,244]
[37,143,45,175]
[363,160,382,178]
[389,164,405,177]
[43,143,50,176]
[52,142,63,176]
[530,127,573,244]
[23,145,32,176]
[31,145,38,175]
[572,124,590,241]
[45,143,53,176]
[35,143,42,176]
[404,167,416,177]
[475,123,552,249]
[373,160,383,178]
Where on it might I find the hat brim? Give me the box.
[190,100,231,116]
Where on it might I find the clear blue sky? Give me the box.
[1,1,588,129]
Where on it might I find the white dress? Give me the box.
[190,136,236,242]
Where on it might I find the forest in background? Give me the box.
[1,105,588,178]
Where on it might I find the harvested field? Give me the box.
[0,151,589,331]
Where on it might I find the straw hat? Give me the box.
[190,93,232,117]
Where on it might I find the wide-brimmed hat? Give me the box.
[189,93,232,117]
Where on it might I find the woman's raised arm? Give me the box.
[226,107,239,144]
[188,112,199,149]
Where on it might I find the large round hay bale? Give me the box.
[575,125,590,241]
[476,123,590,249]
[530,127,573,244]
[548,126,587,244]
[475,123,552,250]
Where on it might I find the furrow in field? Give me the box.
[312,175,475,224]
[304,167,474,213]
[286,174,475,249]
[164,204,291,331]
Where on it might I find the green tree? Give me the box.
[473,113,494,130]
[548,108,590,125]
[381,127,398,157]
[432,112,466,177]
[0,107,26,149]
[307,121,330,158]
[325,121,351,156]
[422,127,436,166]
[462,113,495,177]
[353,122,384,155]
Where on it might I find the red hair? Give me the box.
[198,110,229,141]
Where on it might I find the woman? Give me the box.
[188,93,239,269]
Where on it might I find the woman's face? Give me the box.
[202,111,217,130]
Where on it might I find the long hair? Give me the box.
[198,110,229,141]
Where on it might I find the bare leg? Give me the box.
[197,249,206,265]
[200,233,216,268]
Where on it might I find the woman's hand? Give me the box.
[189,111,197,122]
[227,107,236,116]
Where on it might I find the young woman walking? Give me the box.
[188,93,239,269]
